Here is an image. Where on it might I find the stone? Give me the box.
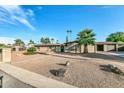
[65,61,70,66]
[101,64,124,76]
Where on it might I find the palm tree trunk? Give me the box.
[84,44,88,53]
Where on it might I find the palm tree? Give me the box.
[28,40,35,45]
[51,38,54,44]
[40,37,51,44]
[77,28,95,53]
[67,30,70,42]
[56,40,59,44]
[66,30,72,42]
[40,37,45,44]
[69,30,72,41]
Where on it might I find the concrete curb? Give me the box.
[0,63,76,88]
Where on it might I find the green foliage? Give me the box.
[56,40,59,44]
[40,37,51,44]
[106,32,124,42]
[28,40,35,45]
[51,38,54,44]
[0,43,6,48]
[77,28,95,53]
[24,47,36,55]
[14,39,25,46]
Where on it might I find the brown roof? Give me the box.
[35,44,63,47]
[95,42,117,45]
[65,41,118,45]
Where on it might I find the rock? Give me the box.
[101,64,124,76]
[65,61,70,66]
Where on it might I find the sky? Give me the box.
[0,5,124,44]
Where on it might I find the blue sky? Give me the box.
[0,5,124,44]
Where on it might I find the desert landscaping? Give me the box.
[1,5,124,88]
[11,51,124,88]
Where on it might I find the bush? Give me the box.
[24,47,36,55]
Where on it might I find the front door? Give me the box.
[61,45,64,52]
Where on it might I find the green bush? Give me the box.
[24,47,36,55]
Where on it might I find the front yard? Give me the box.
[11,52,124,88]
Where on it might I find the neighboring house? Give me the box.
[35,44,64,53]
[12,46,26,52]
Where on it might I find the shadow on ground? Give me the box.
[38,52,124,62]
[55,52,124,62]
[56,63,66,66]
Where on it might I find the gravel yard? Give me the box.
[11,52,124,88]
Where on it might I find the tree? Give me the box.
[45,37,51,44]
[77,28,95,53]
[67,30,72,42]
[28,40,35,45]
[51,38,54,44]
[14,39,25,46]
[40,37,45,44]
[0,43,6,48]
[40,37,51,44]
[106,32,124,43]
[56,40,59,44]
[66,35,68,43]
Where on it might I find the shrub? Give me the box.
[24,47,36,55]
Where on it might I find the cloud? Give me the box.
[0,5,35,30]
[26,9,35,17]
[0,37,15,44]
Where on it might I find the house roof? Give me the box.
[35,44,63,47]
[65,41,118,45]
[95,42,117,45]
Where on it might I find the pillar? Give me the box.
[2,48,11,63]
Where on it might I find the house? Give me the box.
[35,44,64,53]
[64,41,124,53]
[34,41,124,54]
[12,46,26,52]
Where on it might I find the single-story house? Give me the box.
[64,41,124,53]
[12,46,26,52]
[35,44,64,53]
[35,41,124,54]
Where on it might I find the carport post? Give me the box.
[116,44,118,52]
[94,44,97,53]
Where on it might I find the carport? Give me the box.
[95,42,117,52]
